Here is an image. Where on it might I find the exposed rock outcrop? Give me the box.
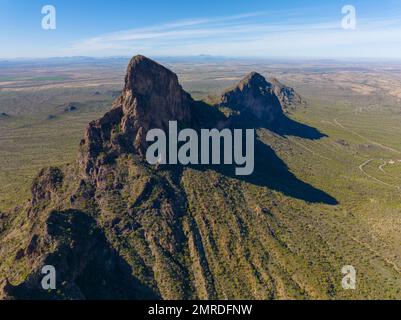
[79,55,194,176]
[219,72,284,123]
[268,77,305,112]
[31,167,64,206]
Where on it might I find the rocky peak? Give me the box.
[237,72,269,90]
[79,55,193,175]
[268,77,305,112]
[219,72,283,122]
[117,55,193,148]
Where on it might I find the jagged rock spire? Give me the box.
[79,55,193,175]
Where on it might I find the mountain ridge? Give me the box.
[0,55,341,300]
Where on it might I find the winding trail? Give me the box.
[378,161,387,174]
[317,118,401,188]
[324,118,401,188]
[333,118,401,154]
[378,160,401,180]
[359,159,400,189]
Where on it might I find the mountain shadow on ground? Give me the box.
[266,114,327,139]
[229,111,327,140]
[184,138,337,205]
[191,102,337,205]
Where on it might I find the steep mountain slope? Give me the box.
[0,55,399,300]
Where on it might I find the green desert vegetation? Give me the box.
[0,88,116,211]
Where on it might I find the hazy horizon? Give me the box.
[2,54,401,63]
[1,0,401,59]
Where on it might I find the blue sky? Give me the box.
[1,0,401,59]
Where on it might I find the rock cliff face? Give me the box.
[219,72,285,123]
[268,77,305,112]
[79,55,193,176]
